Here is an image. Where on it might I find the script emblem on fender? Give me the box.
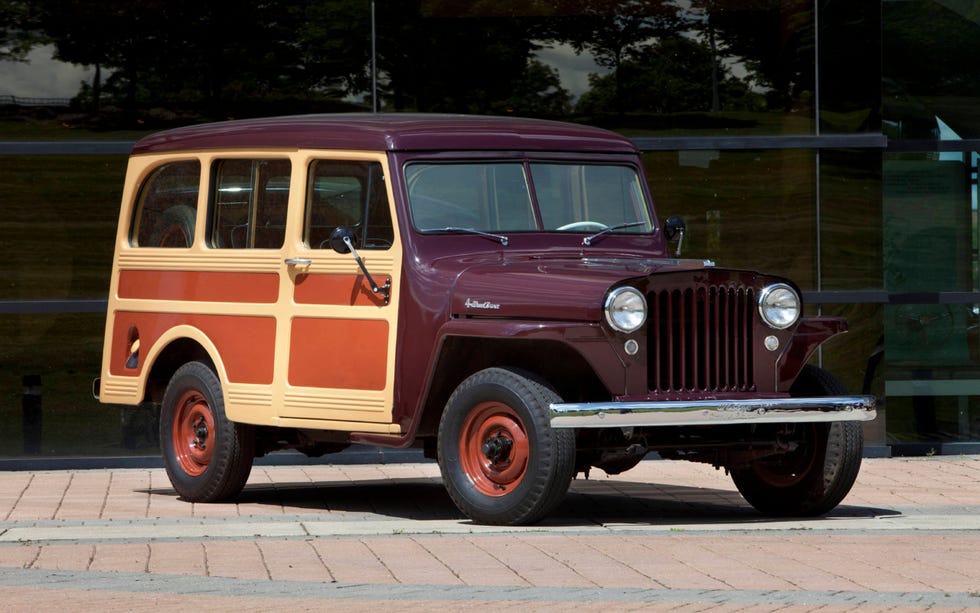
[464,298,501,310]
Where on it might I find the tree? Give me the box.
[32,0,162,112]
[0,0,40,62]
[375,1,542,113]
[692,0,814,112]
[576,35,753,116]
[299,0,374,101]
[492,59,572,117]
[549,0,685,115]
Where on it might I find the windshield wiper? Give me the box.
[434,227,509,246]
[583,221,648,246]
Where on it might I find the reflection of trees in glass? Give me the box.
[690,0,813,113]
[884,1,980,137]
[885,1,980,97]
[0,0,39,62]
[376,1,564,114]
[298,0,375,102]
[576,36,755,116]
[563,0,815,123]
[30,0,143,112]
[25,0,367,115]
[492,60,572,117]
[13,0,822,124]
[549,0,684,115]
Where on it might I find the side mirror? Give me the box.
[663,216,686,257]
[663,216,686,241]
[328,226,357,254]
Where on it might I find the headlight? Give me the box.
[758,283,800,330]
[605,287,647,333]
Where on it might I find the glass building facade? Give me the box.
[1,0,977,457]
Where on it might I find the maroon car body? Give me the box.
[102,114,876,525]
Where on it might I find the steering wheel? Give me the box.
[556,221,608,231]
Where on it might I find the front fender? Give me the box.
[777,317,848,392]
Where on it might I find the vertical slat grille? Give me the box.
[649,285,755,393]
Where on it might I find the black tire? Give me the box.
[730,365,864,516]
[437,367,576,525]
[160,361,254,502]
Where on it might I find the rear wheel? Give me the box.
[437,367,576,525]
[730,365,864,516]
[160,361,254,502]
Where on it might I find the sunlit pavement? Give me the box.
[2,455,980,611]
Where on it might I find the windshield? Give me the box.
[405,161,653,236]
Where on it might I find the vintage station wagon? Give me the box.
[96,114,876,525]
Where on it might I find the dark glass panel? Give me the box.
[0,314,153,457]
[0,155,125,300]
[382,0,817,135]
[819,149,883,290]
[818,1,881,133]
[643,148,816,285]
[883,1,980,139]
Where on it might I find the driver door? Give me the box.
[279,154,401,430]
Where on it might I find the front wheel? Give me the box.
[160,361,254,502]
[437,367,576,525]
[730,365,864,516]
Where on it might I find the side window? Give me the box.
[306,160,394,250]
[131,160,201,247]
[209,159,290,249]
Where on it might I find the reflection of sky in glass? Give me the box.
[533,42,609,102]
[935,115,980,290]
[0,45,96,98]
[936,116,979,215]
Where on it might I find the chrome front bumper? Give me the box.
[550,396,876,429]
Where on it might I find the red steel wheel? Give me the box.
[730,366,864,516]
[171,390,216,477]
[160,361,254,502]
[458,401,530,497]
[438,367,576,525]
[743,424,820,488]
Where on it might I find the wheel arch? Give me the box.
[141,326,224,405]
[414,335,608,439]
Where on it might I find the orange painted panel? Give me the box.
[289,318,389,390]
[109,312,276,384]
[118,270,279,303]
[293,273,386,306]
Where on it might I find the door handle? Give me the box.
[284,258,312,266]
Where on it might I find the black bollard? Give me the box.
[22,374,42,454]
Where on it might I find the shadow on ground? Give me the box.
[144,475,896,526]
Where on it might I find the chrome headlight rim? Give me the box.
[604,286,647,333]
[758,282,801,330]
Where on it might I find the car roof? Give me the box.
[131,113,638,155]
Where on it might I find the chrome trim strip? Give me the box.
[550,396,876,429]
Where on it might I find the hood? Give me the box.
[450,256,715,321]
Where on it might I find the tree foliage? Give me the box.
[0,0,42,62]
[9,0,836,125]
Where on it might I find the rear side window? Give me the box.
[131,160,201,248]
[210,159,291,249]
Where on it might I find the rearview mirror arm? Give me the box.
[343,235,391,305]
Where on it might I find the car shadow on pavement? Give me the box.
[147,475,897,526]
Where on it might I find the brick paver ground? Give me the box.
[2,455,980,611]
